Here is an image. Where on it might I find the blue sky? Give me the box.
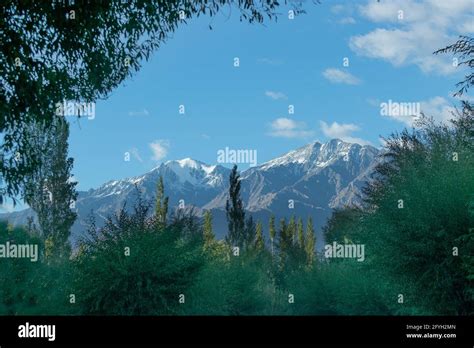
[63,0,472,191]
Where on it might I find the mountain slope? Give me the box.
[1,139,380,248]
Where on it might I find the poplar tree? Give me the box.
[288,215,297,245]
[155,176,169,228]
[254,221,265,252]
[278,218,293,267]
[225,165,246,250]
[203,210,215,249]
[297,217,305,249]
[305,217,316,266]
[269,215,276,257]
[23,118,77,260]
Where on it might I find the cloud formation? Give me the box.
[268,118,313,138]
[265,91,288,100]
[320,121,371,145]
[322,68,361,85]
[128,109,150,116]
[149,140,169,161]
[350,0,473,75]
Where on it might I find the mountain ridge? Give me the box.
[0,139,381,249]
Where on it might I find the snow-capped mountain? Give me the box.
[1,139,381,249]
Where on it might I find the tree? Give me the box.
[305,217,316,267]
[1,0,311,205]
[297,217,305,249]
[23,118,77,260]
[225,165,246,250]
[323,207,361,244]
[357,108,474,314]
[269,215,276,258]
[254,221,265,252]
[244,215,257,251]
[203,210,215,249]
[288,216,297,245]
[155,176,169,227]
[75,195,204,315]
[434,36,473,97]
[277,218,292,268]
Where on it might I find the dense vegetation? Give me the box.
[1,3,472,315]
[1,99,472,315]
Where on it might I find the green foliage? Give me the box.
[323,207,361,244]
[269,214,276,257]
[185,254,273,315]
[434,36,474,97]
[225,165,259,253]
[203,210,215,249]
[284,261,393,315]
[297,217,305,249]
[254,221,264,252]
[155,176,169,227]
[0,221,73,315]
[305,217,316,267]
[73,198,204,315]
[326,103,474,315]
[23,117,77,259]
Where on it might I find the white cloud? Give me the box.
[322,68,361,85]
[331,4,345,14]
[320,121,371,145]
[379,96,455,126]
[268,118,313,138]
[419,97,455,124]
[350,0,473,75]
[257,57,283,66]
[265,90,287,100]
[129,147,143,163]
[149,140,169,161]
[339,17,356,25]
[128,109,150,116]
[366,98,380,107]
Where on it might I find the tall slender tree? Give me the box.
[288,215,297,245]
[277,218,293,267]
[23,118,77,260]
[269,215,276,257]
[305,217,316,266]
[254,221,265,252]
[244,215,256,250]
[297,217,305,249]
[203,210,215,249]
[225,165,246,250]
[155,176,169,227]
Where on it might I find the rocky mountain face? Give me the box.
[1,139,380,249]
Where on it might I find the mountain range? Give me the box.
[1,139,381,249]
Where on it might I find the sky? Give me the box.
[42,0,474,193]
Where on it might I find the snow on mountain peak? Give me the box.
[257,139,374,171]
[164,158,221,186]
[259,141,322,170]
